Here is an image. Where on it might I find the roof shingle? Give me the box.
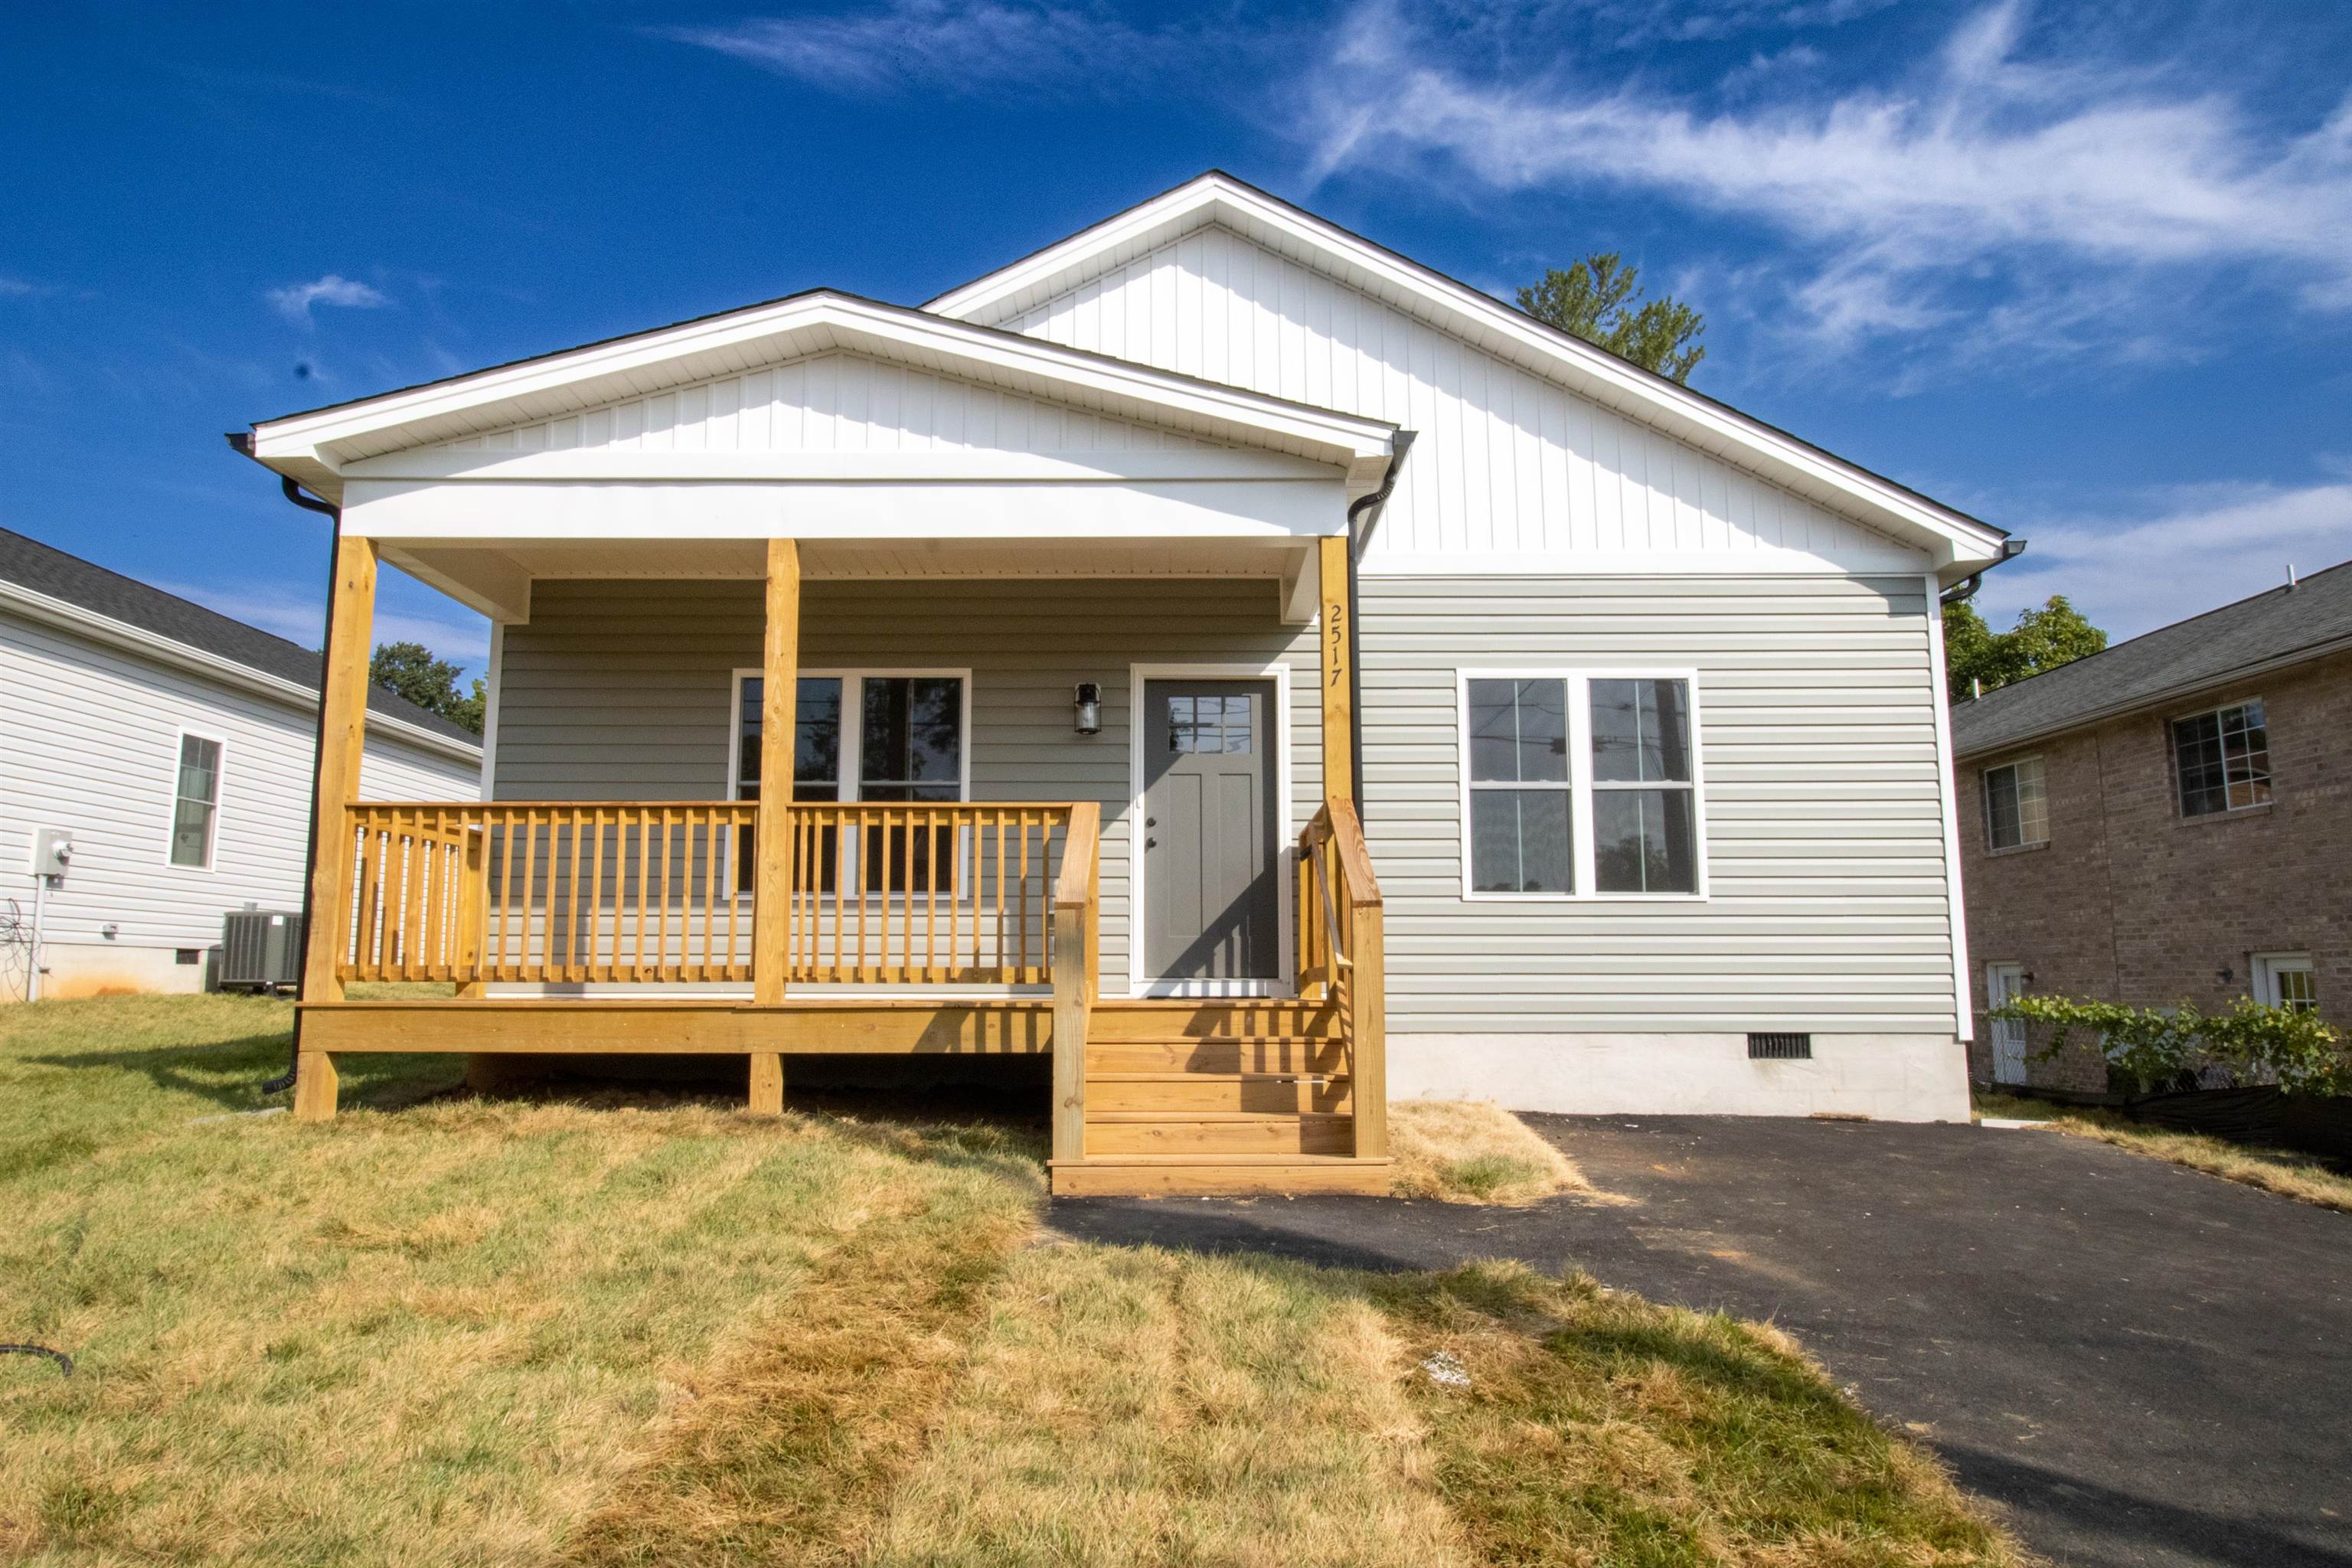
[1951,558,2352,758]
[0,527,481,748]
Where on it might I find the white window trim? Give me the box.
[2167,694,2272,817]
[1127,661,1296,1001]
[164,727,227,872]
[1980,753,2048,851]
[1455,668,1710,903]
[2252,952,2316,1011]
[726,666,975,901]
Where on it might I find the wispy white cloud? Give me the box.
[1981,479,2352,637]
[266,273,390,325]
[652,1,1194,96]
[1301,1,2352,367]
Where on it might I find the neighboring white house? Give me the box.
[0,528,481,999]
[234,171,2015,1168]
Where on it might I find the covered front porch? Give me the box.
[292,534,1388,1194]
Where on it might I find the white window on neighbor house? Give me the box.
[2252,952,2318,1014]
[1459,672,1703,900]
[168,732,223,869]
[1981,756,2048,851]
[728,670,970,894]
[2171,699,2271,817]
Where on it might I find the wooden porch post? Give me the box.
[1318,535,1354,805]
[750,538,799,1110]
[296,534,378,1122]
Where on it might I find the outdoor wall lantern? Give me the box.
[1073,682,1102,736]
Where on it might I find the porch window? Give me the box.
[1459,671,1706,900]
[168,733,223,869]
[732,671,968,893]
[2171,700,2270,817]
[1981,756,2047,850]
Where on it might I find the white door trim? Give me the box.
[1126,661,1295,999]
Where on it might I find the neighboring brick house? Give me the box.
[1950,560,2352,1092]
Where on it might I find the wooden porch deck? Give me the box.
[294,536,1386,1194]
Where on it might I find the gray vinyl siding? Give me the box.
[494,577,1322,984]
[1358,574,1955,1034]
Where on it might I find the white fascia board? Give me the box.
[928,176,2009,574]
[250,292,1396,480]
[0,580,481,765]
[1359,545,1935,577]
[342,476,1351,542]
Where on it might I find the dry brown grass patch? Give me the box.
[1975,1093,2352,1214]
[1390,1099,1604,1205]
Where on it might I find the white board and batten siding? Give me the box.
[982,222,1931,576]
[430,351,1234,459]
[0,610,476,998]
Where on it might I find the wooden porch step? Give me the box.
[1086,1073,1352,1115]
[1087,1038,1349,1076]
[1050,1155,1392,1197]
[1084,1111,1353,1157]
[1085,1004,1339,1042]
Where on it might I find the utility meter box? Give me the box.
[28,828,73,879]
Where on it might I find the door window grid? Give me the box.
[170,733,222,869]
[2171,700,2270,816]
[1983,757,2048,850]
[1168,694,1253,755]
[1459,672,1704,900]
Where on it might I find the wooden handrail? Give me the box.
[1295,798,1387,1159]
[1050,801,1101,1166]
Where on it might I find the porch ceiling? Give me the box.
[385,535,1323,625]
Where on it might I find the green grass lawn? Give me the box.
[2,995,2024,1566]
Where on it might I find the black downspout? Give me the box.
[229,438,345,1096]
[1940,538,2029,606]
[1342,432,1416,808]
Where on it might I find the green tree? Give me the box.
[370,640,486,734]
[1944,594,2107,704]
[1517,253,1707,383]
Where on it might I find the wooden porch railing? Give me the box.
[1296,799,1387,1158]
[338,800,1082,988]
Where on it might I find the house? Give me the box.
[1952,560,2351,1093]
[231,172,2013,1193]
[0,528,482,1000]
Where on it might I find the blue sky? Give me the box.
[5,1,2349,682]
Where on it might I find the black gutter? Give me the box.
[1941,538,2029,606]
[1342,431,1417,808]
[227,432,340,1096]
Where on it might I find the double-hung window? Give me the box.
[1981,756,2048,850]
[731,670,968,893]
[1461,672,1704,899]
[168,733,223,869]
[2171,700,2270,816]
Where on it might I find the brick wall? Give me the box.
[1958,649,2352,1092]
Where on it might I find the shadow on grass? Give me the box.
[26,1031,466,1115]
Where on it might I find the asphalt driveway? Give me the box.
[1051,1116,2352,1568]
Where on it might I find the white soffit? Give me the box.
[247,291,1397,505]
[926,173,2010,572]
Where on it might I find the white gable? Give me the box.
[433,351,1235,459]
[984,222,1920,573]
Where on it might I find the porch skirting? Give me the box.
[1388,1031,1973,1123]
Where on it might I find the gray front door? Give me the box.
[1142,679,1280,982]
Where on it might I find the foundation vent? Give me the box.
[1747,1032,1812,1060]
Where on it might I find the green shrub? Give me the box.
[1991,994,2349,1096]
